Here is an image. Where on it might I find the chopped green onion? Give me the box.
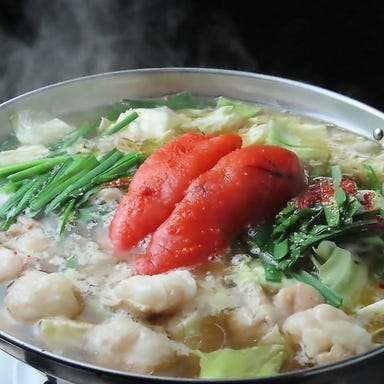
[0,155,69,178]
[289,270,343,307]
[50,121,96,151]
[30,155,98,215]
[0,182,31,219]
[59,200,76,234]
[44,150,124,213]
[7,156,69,182]
[121,92,216,110]
[103,111,139,136]
[247,167,384,307]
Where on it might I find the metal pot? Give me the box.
[1,68,384,384]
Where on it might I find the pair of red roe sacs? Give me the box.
[109,132,306,275]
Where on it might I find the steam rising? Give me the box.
[0,0,257,103]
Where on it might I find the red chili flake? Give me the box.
[378,282,384,289]
[295,176,358,209]
[296,178,323,209]
[320,180,335,204]
[340,177,357,195]
[361,191,376,211]
[101,176,132,188]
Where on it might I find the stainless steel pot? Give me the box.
[1,68,384,384]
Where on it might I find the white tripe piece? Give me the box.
[110,270,197,315]
[85,315,188,373]
[283,303,375,366]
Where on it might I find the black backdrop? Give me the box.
[1,0,383,110]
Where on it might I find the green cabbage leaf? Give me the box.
[314,240,368,308]
[197,326,287,379]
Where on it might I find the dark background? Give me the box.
[1,0,383,110]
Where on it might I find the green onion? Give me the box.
[7,157,69,182]
[0,182,31,220]
[94,152,142,183]
[0,176,45,230]
[121,91,216,110]
[103,111,139,136]
[0,135,18,151]
[59,199,76,234]
[1,138,142,233]
[289,270,343,307]
[50,121,96,151]
[0,155,69,178]
[247,166,384,307]
[31,155,99,215]
[2,177,46,229]
[44,150,124,212]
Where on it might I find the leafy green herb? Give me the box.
[247,165,384,307]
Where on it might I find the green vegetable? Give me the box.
[197,345,286,379]
[265,117,329,160]
[248,165,384,307]
[313,241,368,308]
[59,200,76,234]
[235,259,293,289]
[102,111,139,136]
[0,135,18,151]
[39,318,92,350]
[216,96,261,118]
[64,254,78,269]
[196,325,288,379]
[30,154,99,215]
[0,148,142,231]
[360,163,382,192]
[0,176,47,230]
[0,155,69,178]
[50,121,96,152]
[121,91,216,110]
[289,270,343,308]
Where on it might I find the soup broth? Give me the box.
[1,93,384,379]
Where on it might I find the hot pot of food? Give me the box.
[1,68,384,384]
